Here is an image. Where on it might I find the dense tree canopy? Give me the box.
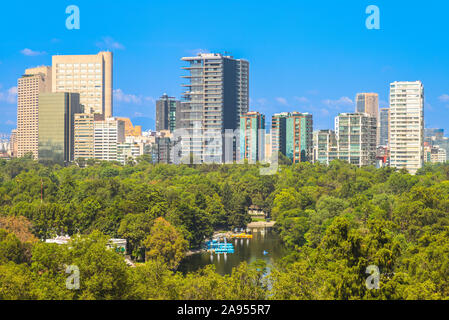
[0,157,449,299]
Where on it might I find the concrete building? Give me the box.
[335,113,377,167]
[285,112,313,163]
[177,53,249,163]
[38,92,82,164]
[116,117,142,137]
[313,129,338,165]
[356,93,379,145]
[424,143,447,164]
[17,66,52,159]
[271,112,289,158]
[94,118,125,161]
[425,128,449,161]
[379,108,390,147]
[117,142,142,165]
[52,52,113,117]
[239,112,265,163]
[151,136,172,164]
[9,129,17,158]
[389,81,424,174]
[74,113,106,160]
[156,94,180,133]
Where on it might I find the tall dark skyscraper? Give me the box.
[379,108,390,147]
[156,94,180,132]
[177,53,249,163]
[38,92,82,164]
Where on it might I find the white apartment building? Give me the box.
[389,81,424,174]
[52,52,113,117]
[335,113,377,167]
[94,118,125,161]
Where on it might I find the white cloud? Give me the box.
[5,120,15,126]
[114,89,155,106]
[322,96,354,109]
[275,97,288,105]
[96,37,125,50]
[294,96,309,103]
[0,86,17,104]
[20,48,46,56]
[438,94,449,102]
[114,89,142,104]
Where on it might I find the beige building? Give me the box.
[356,93,379,145]
[17,66,52,159]
[52,52,113,117]
[9,129,18,158]
[389,81,424,174]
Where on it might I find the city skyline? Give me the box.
[1,1,449,136]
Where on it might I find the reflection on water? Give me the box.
[178,228,287,275]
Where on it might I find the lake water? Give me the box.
[178,228,288,275]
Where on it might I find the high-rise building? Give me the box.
[424,129,449,162]
[156,94,180,132]
[178,53,249,163]
[425,128,444,139]
[52,52,113,117]
[356,93,379,145]
[38,92,82,164]
[313,129,338,165]
[9,129,17,158]
[117,142,142,165]
[389,81,424,174]
[17,66,52,159]
[74,113,106,160]
[424,143,447,164]
[285,112,313,163]
[239,112,265,163]
[379,108,390,147]
[94,118,125,161]
[271,112,289,157]
[335,113,377,167]
[151,137,172,164]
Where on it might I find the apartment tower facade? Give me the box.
[156,94,180,132]
[335,113,377,167]
[389,81,424,174]
[177,53,249,163]
[17,66,52,159]
[52,52,113,117]
[239,112,265,163]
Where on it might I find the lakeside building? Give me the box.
[239,112,265,163]
[177,53,249,163]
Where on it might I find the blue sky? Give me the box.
[1,0,449,134]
